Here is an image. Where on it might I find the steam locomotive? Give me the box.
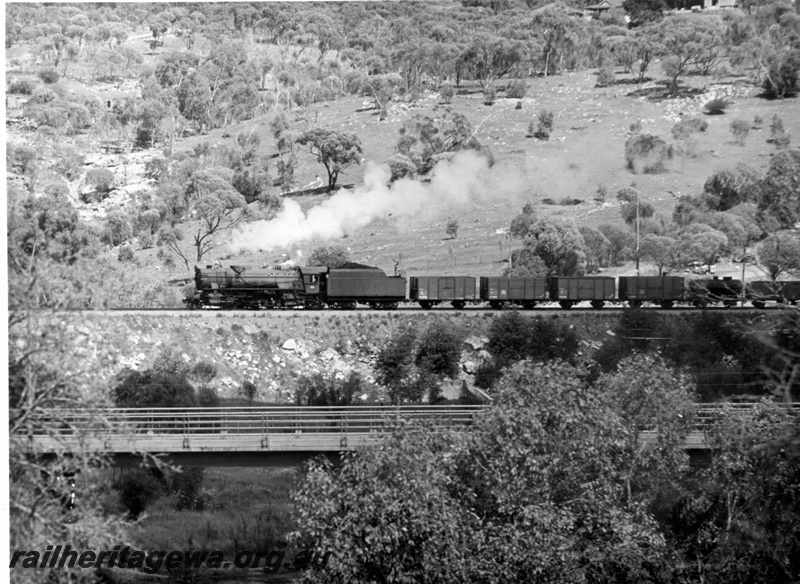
[184,263,800,310]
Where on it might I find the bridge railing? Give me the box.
[13,403,799,438]
[15,406,488,437]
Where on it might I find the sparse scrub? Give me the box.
[730,119,750,145]
[117,471,164,519]
[753,115,764,129]
[704,97,729,115]
[769,114,791,149]
[36,66,60,84]
[439,85,455,104]
[240,380,258,404]
[483,86,496,106]
[625,133,673,174]
[596,53,616,87]
[446,217,459,239]
[9,79,36,94]
[533,109,554,140]
[117,245,135,263]
[629,120,643,134]
[505,79,528,99]
[559,197,583,206]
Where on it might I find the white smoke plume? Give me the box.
[227,150,535,255]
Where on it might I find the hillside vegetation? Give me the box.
[6,1,800,310]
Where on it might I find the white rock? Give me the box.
[464,335,489,351]
[463,361,476,374]
[282,339,297,351]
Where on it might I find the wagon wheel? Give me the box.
[419,301,433,310]
[342,301,357,310]
[488,300,504,310]
[559,300,573,309]
[522,301,537,310]
[659,300,674,309]
[693,300,708,309]
[451,300,466,310]
[590,300,605,309]
[628,300,643,308]
[751,301,765,309]
[384,301,399,310]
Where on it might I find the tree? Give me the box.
[623,0,666,27]
[756,232,800,280]
[531,7,582,76]
[617,186,655,226]
[375,328,420,404]
[676,223,729,268]
[625,134,672,174]
[509,202,537,239]
[639,234,677,275]
[158,170,249,268]
[458,32,522,88]
[518,218,587,277]
[308,245,351,268]
[297,128,363,189]
[415,321,462,378]
[599,223,634,266]
[446,217,459,239]
[580,225,611,273]
[730,119,751,145]
[758,150,800,229]
[291,360,672,584]
[396,107,485,176]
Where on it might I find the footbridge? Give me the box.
[12,404,798,467]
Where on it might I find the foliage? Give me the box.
[730,119,750,145]
[762,49,800,99]
[485,311,579,371]
[37,66,60,84]
[758,150,800,228]
[623,0,666,27]
[295,372,364,406]
[292,360,677,584]
[509,202,537,239]
[308,245,351,268]
[756,232,800,280]
[415,321,462,378]
[375,328,420,404]
[769,114,791,149]
[505,78,527,99]
[240,380,258,405]
[516,218,587,277]
[482,85,496,105]
[533,109,554,140]
[298,128,363,189]
[439,84,455,103]
[9,78,37,94]
[579,225,611,273]
[396,106,485,175]
[617,186,655,226]
[639,234,677,276]
[446,217,459,239]
[118,471,165,519]
[625,133,672,174]
[704,97,729,115]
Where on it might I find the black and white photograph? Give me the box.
[7,1,800,583]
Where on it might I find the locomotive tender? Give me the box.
[185,264,800,310]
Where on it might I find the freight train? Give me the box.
[184,263,800,310]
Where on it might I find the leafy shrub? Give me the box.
[753,115,764,129]
[197,386,220,407]
[559,197,583,206]
[84,167,115,194]
[596,57,616,87]
[730,119,750,145]
[541,197,556,205]
[486,312,579,373]
[415,322,462,378]
[191,362,218,384]
[117,245,135,263]
[117,471,164,519]
[309,245,351,268]
[295,372,363,406]
[769,114,791,149]
[439,85,455,104]
[375,328,419,403]
[9,78,36,94]
[446,217,459,239]
[533,109,555,140]
[762,50,800,98]
[625,133,673,174]
[483,86,496,106]
[505,79,528,99]
[239,380,258,404]
[704,97,729,115]
[37,66,60,84]
[683,116,708,132]
[629,120,643,134]
[172,468,206,511]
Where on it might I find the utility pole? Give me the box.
[635,191,640,277]
[740,245,748,306]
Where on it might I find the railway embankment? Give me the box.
[27,309,788,404]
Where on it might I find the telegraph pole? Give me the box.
[635,191,640,277]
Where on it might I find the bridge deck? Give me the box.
[13,404,798,457]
